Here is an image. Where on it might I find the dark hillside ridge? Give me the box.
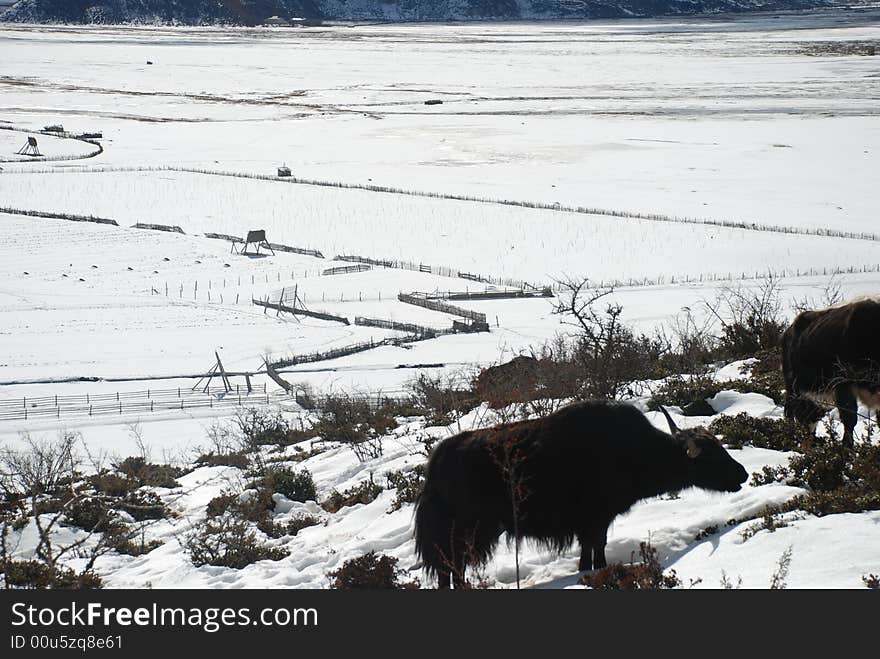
[1,0,840,25]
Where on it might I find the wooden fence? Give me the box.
[0,384,269,422]
[0,206,118,226]
[323,264,371,276]
[133,222,185,234]
[202,232,324,259]
[397,293,487,324]
[252,297,350,324]
[354,316,447,338]
[270,339,391,369]
[334,253,549,293]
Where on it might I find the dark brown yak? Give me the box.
[414,401,747,588]
[782,298,880,447]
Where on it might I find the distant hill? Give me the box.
[0,0,839,25]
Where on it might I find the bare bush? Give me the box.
[579,542,682,590]
[551,278,667,399]
[407,371,479,425]
[769,547,793,589]
[1,433,114,588]
[310,393,405,462]
[791,274,843,314]
[327,551,419,589]
[705,276,787,359]
[184,514,288,569]
[657,306,719,375]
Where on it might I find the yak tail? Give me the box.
[413,484,452,577]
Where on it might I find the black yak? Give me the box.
[782,298,880,447]
[414,401,748,588]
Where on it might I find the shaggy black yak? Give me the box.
[414,401,747,588]
[782,298,880,447]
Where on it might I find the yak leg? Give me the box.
[448,524,475,590]
[593,525,608,569]
[591,525,609,570]
[451,548,467,590]
[577,537,593,572]
[835,385,858,448]
[435,524,464,590]
[437,569,452,590]
[436,543,466,590]
[577,525,609,571]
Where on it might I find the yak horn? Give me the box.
[658,405,680,435]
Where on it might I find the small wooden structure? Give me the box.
[233,229,275,256]
[16,137,41,157]
[193,351,252,394]
[277,165,291,177]
[43,124,64,133]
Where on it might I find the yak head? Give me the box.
[658,406,748,493]
[783,394,826,430]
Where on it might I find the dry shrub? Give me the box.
[408,372,480,425]
[184,514,289,569]
[327,551,419,589]
[579,543,681,590]
[1,560,102,589]
[322,477,384,514]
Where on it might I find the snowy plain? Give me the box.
[0,9,879,588]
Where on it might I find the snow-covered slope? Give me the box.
[2,388,877,589]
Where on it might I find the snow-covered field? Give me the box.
[2,170,880,283]
[0,9,878,588]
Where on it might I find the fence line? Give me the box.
[0,125,103,163]
[354,316,449,338]
[333,253,549,292]
[323,264,371,276]
[0,384,270,422]
[425,289,553,300]
[9,163,880,246]
[0,206,118,226]
[269,242,325,259]
[296,390,413,412]
[252,296,350,325]
[270,338,394,369]
[133,222,185,234]
[593,263,880,290]
[201,233,325,259]
[398,293,488,324]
